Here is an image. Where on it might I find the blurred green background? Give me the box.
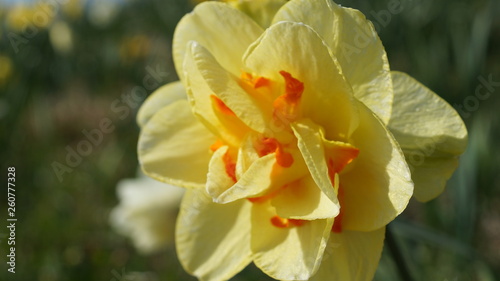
[0,0,499,280]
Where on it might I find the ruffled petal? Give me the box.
[291,119,340,211]
[273,0,393,123]
[137,81,185,128]
[340,102,413,231]
[216,148,309,204]
[251,201,334,280]
[206,145,238,200]
[173,1,263,81]
[271,175,339,220]
[215,153,276,203]
[243,21,359,139]
[186,42,268,134]
[388,71,468,202]
[408,157,460,202]
[177,190,252,281]
[184,42,249,147]
[138,100,216,188]
[311,227,385,281]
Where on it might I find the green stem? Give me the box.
[386,225,415,281]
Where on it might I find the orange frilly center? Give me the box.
[209,70,360,232]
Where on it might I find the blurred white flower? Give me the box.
[110,171,185,254]
[49,21,74,55]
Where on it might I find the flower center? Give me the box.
[255,137,294,168]
[272,71,304,125]
[210,70,360,231]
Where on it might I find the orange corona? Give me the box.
[272,71,304,123]
[241,71,270,89]
[256,137,293,168]
[223,152,237,183]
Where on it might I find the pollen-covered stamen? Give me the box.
[256,137,293,168]
[241,71,270,89]
[223,151,237,183]
[273,71,304,123]
[270,215,306,228]
[209,139,224,152]
[326,143,359,186]
[210,95,235,116]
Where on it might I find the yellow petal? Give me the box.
[340,102,413,231]
[235,133,260,179]
[273,0,393,123]
[177,189,252,281]
[409,157,459,202]
[138,100,216,188]
[243,21,359,139]
[271,175,339,220]
[311,227,385,281]
[251,202,334,280]
[184,42,248,146]
[388,71,467,202]
[206,145,237,200]
[216,147,308,204]
[173,2,263,81]
[136,81,185,128]
[389,72,467,154]
[186,42,268,133]
[215,153,276,203]
[291,119,340,211]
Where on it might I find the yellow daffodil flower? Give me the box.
[137,0,467,280]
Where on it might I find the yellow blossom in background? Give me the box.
[0,55,13,87]
[6,2,56,31]
[119,35,152,64]
[6,5,35,31]
[137,0,467,280]
[62,0,85,20]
